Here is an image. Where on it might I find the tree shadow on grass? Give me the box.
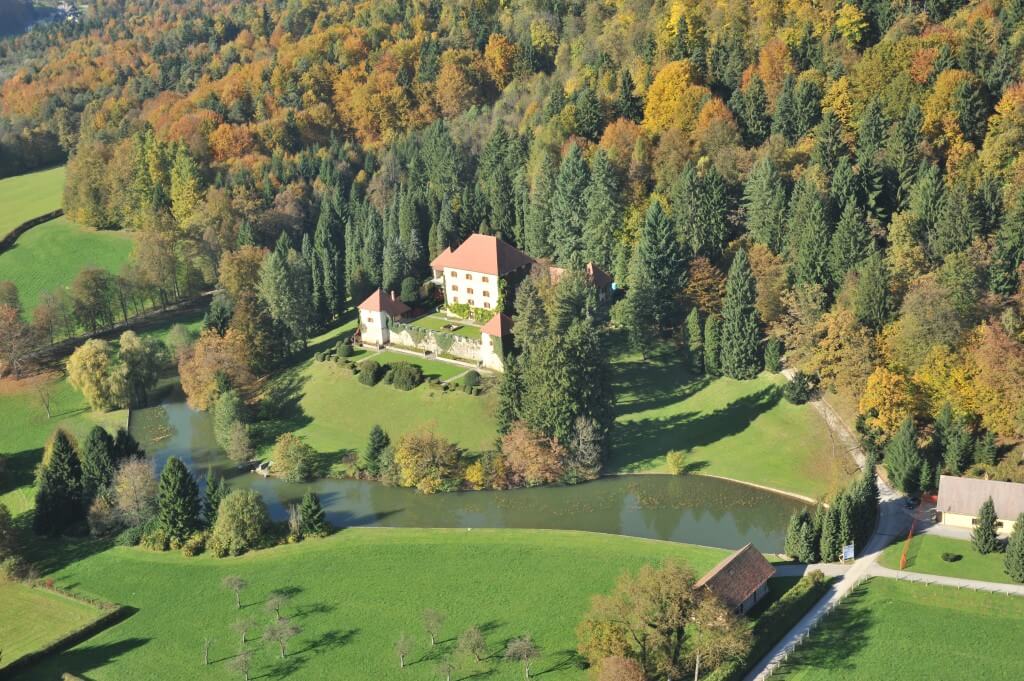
[12,637,150,681]
[0,448,41,498]
[611,386,781,471]
[534,649,586,677]
[252,369,312,447]
[289,628,358,656]
[20,532,115,576]
[773,583,874,677]
[612,355,711,417]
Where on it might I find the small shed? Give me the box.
[936,475,1024,535]
[694,543,775,615]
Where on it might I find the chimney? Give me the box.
[390,290,397,301]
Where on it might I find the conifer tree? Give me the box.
[973,431,998,466]
[971,497,999,555]
[909,163,944,246]
[616,69,643,121]
[676,165,729,258]
[360,426,390,475]
[772,74,798,142]
[812,111,846,176]
[157,456,201,543]
[734,75,770,145]
[204,468,227,526]
[114,428,144,462]
[719,249,762,379]
[856,100,888,222]
[1004,513,1024,583]
[989,199,1024,296]
[630,200,687,331]
[818,504,841,562]
[313,197,345,320]
[551,144,590,267]
[918,459,935,494]
[381,203,406,293]
[80,426,116,505]
[852,250,892,331]
[582,150,622,270]
[33,430,84,536]
[743,157,787,253]
[942,418,973,474]
[888,104,923,210]
[496,354,525,435]
[930,176,979,260]
[704,315,721,377]
[170,144,203,224]
[764,337,783,373]
[829,201,871,285]
[829,157,858,218]
[789,177,832,291]
[686,308,703,373]
[524,152,557,258]
[884,417,921,495]
[298,491,328,537]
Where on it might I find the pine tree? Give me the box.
[764,337,783,373]
[819,504,841,562]
[973,431,998,466]
[616,68,643,121]
[789,177,832,291]
[80,426,116,505]
[942,418,973,474]
[170,144,203,224]
[856,100,888,223]
[551,144,590,267]
[734,75,770,145]
[1004,513,1024,583]
[496,354,525,435]
[918,459,935,494]
[298,491,328,537]
[582,150,622,270]
[704,315,721,377]
[381,202,406,293]
[33,430,84,536]
[989,200,1024,296]
[772,74,799,142]
[676,165,729,258]
[719,249,762,379]
[909,163,944,246]
[524,152,557,258]
[971,497,999,555]
[930,176,979,260]
[360,426,390,476]
[829,201,872,285]
[829,157,858,218]
[114,428,144,462]
[314,196,345,320]
[884,417,921,495]
[204,468,226,526]
[812,111,846,176]
[630,199,687,331]
[888,104,923,210]
[157,456,201,543]
[852,250,892,331]
[743,156,787,253]
[686,308,703,373]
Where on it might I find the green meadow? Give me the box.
[0,165,65,238]
[880,534,1018,585]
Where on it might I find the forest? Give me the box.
[1,0,1023,493]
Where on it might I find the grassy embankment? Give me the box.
[608,340,852,500]
[774,577,1024,679]
[0,582,108,672]
[11,528,732,681]
[880,534,1018,585]
[0,165,65,238]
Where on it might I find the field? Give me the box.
[12,528,731,680]
[369,349,474,381]
[0,582,107,672]
[0,165,65,237]
[0,373,127,516]
[775,578,1024,679]
[408,313,483,339]
[0,216,133,312]
[879,534,1017,584]
[608,342,849,499]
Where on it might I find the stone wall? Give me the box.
[388,325,482,363]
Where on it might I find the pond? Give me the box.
[130,388,808,553]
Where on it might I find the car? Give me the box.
[904,497,921,509]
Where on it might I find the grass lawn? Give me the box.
[408,313,483,339]
[0,165,65,237]
[879,534,1017,584]
[13,528,730,681]
[0,582,107,672]
[370,350,473,381]
[775,577,1024,679]
[0,373,127,516]
[608,342,850,499]
[0,216,133,312]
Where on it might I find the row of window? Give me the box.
[448,270,490,283]
[450,285,490,297]
[451,298,491,309]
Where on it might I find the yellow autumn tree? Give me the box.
[484,33,518,89]
[642,60,710,136]
[859,366,919,436]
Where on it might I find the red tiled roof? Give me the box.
[480,313,513,337]
[357,288,410,317]
[694,544,774,611]
[429,234,533,276]
[544,262,612,288]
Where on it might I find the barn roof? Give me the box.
[694,544,775,611]
[937,475,1024,519]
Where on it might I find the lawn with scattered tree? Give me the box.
[774,578,1024,679]
[0,165,65,238]
[879,534,1019,585]
[608,341,849,500]
[12,529,731,680]
[0,216,133,313]
[0,582,108,672]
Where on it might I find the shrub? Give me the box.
[391,362,424,390]
[941,552,962,562]
[273,433,316,483]
[114,524,145,547]
[462,370,481,389]
[783,371,815,404]
[359,359,384,386]
[181,530,208,557]
[0,556,32,582]
[337,341,353,358]
[208,489,270,557]
[140,525,171,551]
[666,450,687,474]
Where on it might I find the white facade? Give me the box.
[442,267,500,313]
[359,309,389,346]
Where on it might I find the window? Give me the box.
[366,316,373,323]
[482,290,490,298]
[483,302,491,309]
[467,288,474,294]
[466,273,473,280]
[482,276,489,283]
[468,299,475,306]
[451,284,458,291]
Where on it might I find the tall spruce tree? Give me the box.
[298,491,328,537]
[719,249,762,379]
[33,430,84,536]
[885,417,921,495]
[630,199,687,331]
[829,201,872,285]
[789,176,832,291]
[360,425,390,475]
[686,308,703,373]
[114,428,144,462]
[909,163,944,247]
[313,196,345,320]
[1004,513,1024,583]
[856,100,888,223]
[971,497,999,554]
[888,104,923,210]
[80,426,116,505]
[704,315,721,377]
[582,150,622,270]
[616,68,643,121]
[990,199,1024,295]
[743,156,788,253]
[204,468,227,526]
[852,250,892,331]
[524,152,557,258]
[496,353,525,435]
[812,111,846,176]
[973,431,998,466]
[930,176,980,260]
[819,504,841,562]
[157,456,201,542]
[675,165,730,258]
[551,143,590,267]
